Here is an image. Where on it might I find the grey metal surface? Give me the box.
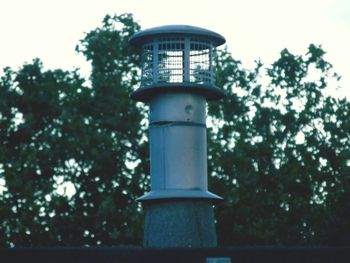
[138,89,223,201]
[137,189,222,202]
[149,124,207,190]
[129,25,226,47]
[145,92,223,200]
[130,82,225,102]
[150,93,206,124]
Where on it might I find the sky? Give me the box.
[0,0,349,97]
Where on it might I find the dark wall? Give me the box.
[1,247,349,263]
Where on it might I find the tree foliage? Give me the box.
[0,13,349,247]
[0,14,147,247]
[210,45,350,245]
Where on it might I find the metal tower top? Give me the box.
[130,25,226,47]
[129,25,226,102]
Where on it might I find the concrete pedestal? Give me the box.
[143,200,217,247]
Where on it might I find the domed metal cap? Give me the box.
[130,24,226,47]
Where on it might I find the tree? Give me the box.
[209,45,350,245]
[0,14,148,247]
[0,13,349,247]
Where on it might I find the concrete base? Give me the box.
[143,200,217,248]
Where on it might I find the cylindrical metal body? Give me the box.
[150,121,207,191]
[137,93,221,201]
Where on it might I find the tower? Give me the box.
[130,25,226,247]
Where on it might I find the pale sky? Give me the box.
[0,0,349,97]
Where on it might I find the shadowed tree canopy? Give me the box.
[0,13,349,247]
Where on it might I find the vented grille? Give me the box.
[141,37,215,87]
